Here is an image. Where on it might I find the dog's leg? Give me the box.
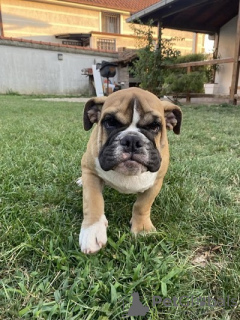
[79,170,108,254]
[130,177,164,234]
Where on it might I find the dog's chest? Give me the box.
[95,159,158,194]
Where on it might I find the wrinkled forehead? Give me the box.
[101,91,164,125]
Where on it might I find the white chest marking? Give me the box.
[95,158,158,194]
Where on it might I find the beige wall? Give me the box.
[216,16,237,95]
[1,0,100,42]
[1,0,205,54]
[162,29,205,54]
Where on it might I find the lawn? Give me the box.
[0,95,240,320]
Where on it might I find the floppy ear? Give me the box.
[162,101,182,134]
[83,96,107,131]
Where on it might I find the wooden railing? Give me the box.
[164,57,239,103]
[167,57,234,69]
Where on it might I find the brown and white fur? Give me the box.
[79,88,182,254]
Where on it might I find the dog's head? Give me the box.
[83,88,182,176]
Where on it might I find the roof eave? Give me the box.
[126,0,176,23]
[126,0,220,34]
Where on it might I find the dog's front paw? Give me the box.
[130,217,156,235]
[79,215,108,254]
[76,177,82,187]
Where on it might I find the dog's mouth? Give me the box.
[113,154,148,176]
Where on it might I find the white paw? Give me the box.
[76,177,82,187]
[79,215,108,254]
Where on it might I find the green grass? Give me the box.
[0,96,240,319]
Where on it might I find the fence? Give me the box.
[166,57,240,103]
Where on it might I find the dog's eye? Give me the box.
[144,121,161,133]
[103,117,122,130]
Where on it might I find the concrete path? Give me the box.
[35,97,89,103]
[35,96,236,105]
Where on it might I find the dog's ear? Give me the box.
[162,101,182,134]
[83,97,107,131]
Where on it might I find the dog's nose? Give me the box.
[120,135,143,152]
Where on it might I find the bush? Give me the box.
[162,71,205,95]
[162,53,207,95]
[174,53,206,63]
[130,21,208,96]
[130,20,181,97]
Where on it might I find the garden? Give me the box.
[0,94,240,319]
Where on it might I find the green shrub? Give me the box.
[162,53,207,95]
[129,20,181,97]
[174,53,206,63]
[162,71,205,95]
[130,21,209,96]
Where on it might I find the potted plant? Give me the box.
[203,53,220,94]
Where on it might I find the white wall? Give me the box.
[0,40,118,95]
[216,16,237,95]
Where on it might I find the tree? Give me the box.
[130,20,181,97]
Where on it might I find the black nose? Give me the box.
[120,135,143,152]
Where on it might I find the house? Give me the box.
[127,0,240,104]
[0,0,208,95]
[0,0,205,54]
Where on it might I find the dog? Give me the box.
[79,87,182,254]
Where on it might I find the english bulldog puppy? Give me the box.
[79,87,182,254]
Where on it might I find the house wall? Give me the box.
[1,0,205,54]
[216,16,237,95]
[162,29,205,55]
[0,39,118,94]
[1,0,100,43]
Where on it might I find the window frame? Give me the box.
[101,12,120,34]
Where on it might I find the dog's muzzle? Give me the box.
[99,131,161,176]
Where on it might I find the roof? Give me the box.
[115,49,138,65]
[127,0,239,34]
[60,0,160,14]
[0,36,118,54]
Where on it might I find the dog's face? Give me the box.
[83,88,181,178]
[99,97,162,176]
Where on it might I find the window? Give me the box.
[97,38,116,51]
[102,12,120,34]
